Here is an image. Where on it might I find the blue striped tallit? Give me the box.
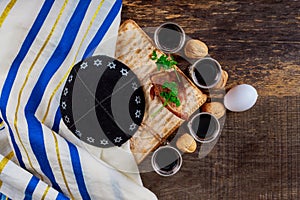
[0,118,4,131]
[0,0,157,199]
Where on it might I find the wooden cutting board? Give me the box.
[115,20,207,164]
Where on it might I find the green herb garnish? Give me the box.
[161,81,180,107]
[151,50,158,60]
[151,81,181,117]
[151,50,180,82]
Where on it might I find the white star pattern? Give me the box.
[68,75,73,83]
[132,82,138,90]
[94,59,102,67]
[63,88,68,96]
[135,110,141,118]
[61,101,67,110]
[75,130,82,137]
[135,96,141,104]
[114,137,122,143]
[107,61,116,69]
[129,123,137,131]
[120,68,128,76]
[80,62,88,69]
[64,115,70,123]
[100,139,109,145]
[87,137,95,143]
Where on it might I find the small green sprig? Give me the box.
[150,81,181,117]
[160,81,180,107]
[151,50,180,82]
[150,50,158,60]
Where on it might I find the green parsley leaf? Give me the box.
[160,81,181,107]
[151,50,177,71]
[162,81,178,96]
[151,50,158,60]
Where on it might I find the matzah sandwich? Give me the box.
[115,20,207,163]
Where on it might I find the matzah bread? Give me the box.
[115,20,207,164]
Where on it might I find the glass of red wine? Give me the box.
[189,57,222,89]
[151,145,182,176]
[187,112,220,143]
[154,22,186,54]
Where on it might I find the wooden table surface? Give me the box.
[121,1,299,199]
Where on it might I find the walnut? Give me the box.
[176,133,197,153]
[201,102,226,119]
[184,39,208,59]
[214,70,228,89]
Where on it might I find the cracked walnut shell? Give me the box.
[214,70,228,89]
[184,39,208,59]
[201,102,226,119]
[176,133,197,153]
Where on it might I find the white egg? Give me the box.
[224,84,258,112]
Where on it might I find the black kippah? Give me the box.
[60,55,145,148]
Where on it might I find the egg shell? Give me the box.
[224,84,258,112]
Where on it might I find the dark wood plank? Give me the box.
[122,0,300,97]
[121,1,300,199]
[141,96,300,200]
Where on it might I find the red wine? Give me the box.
[156,23,183,52]
[191,113,218,139]
[153,147,180,173]
[192,59,220,87]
